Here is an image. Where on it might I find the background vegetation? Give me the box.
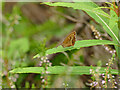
[1,1,119,89]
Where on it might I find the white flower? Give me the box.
[114,82,117,84]
[108,79,110,82]
[112,75,115,78]
[102,80,105,84]
[107,74,110,78]
[63,83,65,86]
[109,51,113,53]
[42,79,45,83]
[46,71,50,74]
[41,57,44,60]
[66,84,69,86]
[43,60,46,63]
[49,63,52,66]
[106,63,108,66]
[39,63,42,66]
[40,76,43,78]
[101,73,104,76]
[47,60,50,63]
[90,69,92,73]
[105,47,109,51]
[93,81,98,86]
[90,83,93,86]
[113,50,116,53]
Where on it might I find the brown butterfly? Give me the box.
[61,31,76,48]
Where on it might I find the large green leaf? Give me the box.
[46,40,116,55]
[43,2,109,18]
[9,66,118,75]
[108,5,119,59]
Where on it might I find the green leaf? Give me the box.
[46,40,117,55]
[9,66,118,75]
[109,6,118,31]
[108,6,119,59]
[43,2,109,18]
[95,13,119,43]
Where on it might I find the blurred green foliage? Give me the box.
[2,2,77,88]
[2,2,118,88]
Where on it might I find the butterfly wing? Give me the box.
[62,31,76,48]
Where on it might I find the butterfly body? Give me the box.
[62,31,76,48]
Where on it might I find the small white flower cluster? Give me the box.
[40,71,49,87]
[14,15,21,25]
[102,66,117,88]
[10,74,19,82]
[39,56,52,68]
[62,83,69,87]
[7,74,19,88]
[103,45,116,54]
[86,81,99,88]
[103,57,117,88]
[90,69,93,74]
[90,25,102,40]
[89,53,117,88]
[101,80,105,85]
[9,15,21,25]
[90,25,116,55]
[89,68,100,88]
[8,77,16,88]
[39,55,52,87]
[8,15,21,33]
[89,66,117,88]
[93,81,98,87]
[90,66,101,74]
[96,67,101,72]
[105,57,115,68]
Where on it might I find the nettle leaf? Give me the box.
[9,66,118,75]
[108,5,119,59]
[109,6,118,31]
[46,40,116,55]
[43,2,109,18]
[33,40,116,58]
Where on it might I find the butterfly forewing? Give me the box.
[62,31,76,48]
